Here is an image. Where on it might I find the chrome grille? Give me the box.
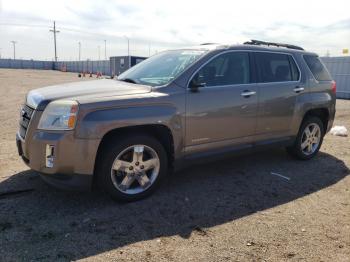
[19,105,34,139]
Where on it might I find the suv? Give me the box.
[16,40,336,201]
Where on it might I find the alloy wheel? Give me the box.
[110,145,160,195]
[300,123,321,155]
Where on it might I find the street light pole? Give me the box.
[127,38,130,57]
[104,40,107,60]
[78,42,81,61]
[124,36,130,56]
[10,41,17,59]
[124,36,130,67]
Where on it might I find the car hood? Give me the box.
[26,79,152,109]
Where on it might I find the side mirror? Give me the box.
[189,81,205,92]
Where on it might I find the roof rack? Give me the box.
[200,43,220,45]
[243,39,304,51]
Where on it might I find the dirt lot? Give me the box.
[0,69,349,262]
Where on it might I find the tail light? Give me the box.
[331,81,336,94]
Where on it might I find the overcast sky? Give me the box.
[0,0,349,60]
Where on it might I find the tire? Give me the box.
[96,134,168,202]
[286,116,325,160]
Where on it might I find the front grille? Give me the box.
[19,104,35,139]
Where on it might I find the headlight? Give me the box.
[38,100,79,130]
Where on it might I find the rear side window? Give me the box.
[255,53,298,83]
[288,56,300,81]
[304,55,332,81]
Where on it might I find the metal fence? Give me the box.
[321,56,350,99]
[0,59,53,70]
[0,59,110,75]
[54,60,110,75]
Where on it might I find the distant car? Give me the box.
[16,40,336,201]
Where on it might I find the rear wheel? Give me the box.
[97,135,168,201]
[287,116,324,160]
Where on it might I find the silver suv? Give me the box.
[16,40,336,201]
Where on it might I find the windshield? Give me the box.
[118,49,206,86]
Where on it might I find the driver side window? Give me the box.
[192,52,250,87]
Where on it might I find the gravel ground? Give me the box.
[0,69,349,262]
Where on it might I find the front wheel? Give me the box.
[286,117,324,160]
[96,135,168,202]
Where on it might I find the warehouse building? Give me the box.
[110,56,147,77]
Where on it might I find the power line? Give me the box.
[49,21,60,61]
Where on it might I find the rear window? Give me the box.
[255,53,298,83]
[304,55,332,81]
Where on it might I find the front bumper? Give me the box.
[16,130,100,191]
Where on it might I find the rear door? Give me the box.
[254,52,304,139]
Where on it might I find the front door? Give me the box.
[185,51,258,154]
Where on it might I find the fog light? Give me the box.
[45,145,55,168]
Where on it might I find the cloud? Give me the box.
[0,0,349,60]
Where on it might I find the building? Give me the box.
[110,56,147,77]
[321,56,350,99]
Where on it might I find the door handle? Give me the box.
[241,90,256,97]
[293,86,304,93]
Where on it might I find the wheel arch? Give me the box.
[302,108,329,133]
[94,124,175,177]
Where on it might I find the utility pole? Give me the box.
[148,43,151,57]
[104,40,107,60]
[78,42,81,61]
[0,48,2,59]
[49,21,60,61]
[10,41,17,59]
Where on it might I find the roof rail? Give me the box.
[243,39,304,51]
[200,43,220,45]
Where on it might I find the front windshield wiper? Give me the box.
[118,78,139,84]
